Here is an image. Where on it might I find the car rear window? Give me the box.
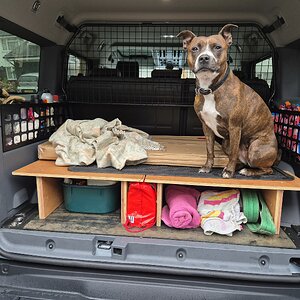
[65,23,274,105]
[0,29,40,94]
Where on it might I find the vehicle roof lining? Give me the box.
[0,0,299,47]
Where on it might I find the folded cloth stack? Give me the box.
[197,189,247,236]
[162,185,201,229]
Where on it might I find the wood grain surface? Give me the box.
[38,136,229,168]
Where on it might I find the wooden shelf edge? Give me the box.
[12,160,300,191]
[144,176,300,191]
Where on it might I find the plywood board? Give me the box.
[156,183,163,226]
[146,136,228,167]
[38,141,56,160]
[121,181,128,224]
[38,136,229,168]
[36,177,63,219]
[12,160,300,191]
[14,160,300,235]
[262,190,284,235]
[13,160,145,183]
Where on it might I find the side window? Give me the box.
[255,57,273,87]
[0,30,40,93]
[67,54,87,78]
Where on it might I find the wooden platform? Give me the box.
[13,160,300,191]
[38,136,229,168]
[24,206,296,249]
[12,160,300,235]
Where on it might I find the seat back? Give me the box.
[116,61,139,78]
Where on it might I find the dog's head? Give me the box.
[177,24,238,75]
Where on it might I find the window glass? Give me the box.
[67,54,87,78]
[67,24,273,81]
[255,57,273,87]
[0,30,40,93]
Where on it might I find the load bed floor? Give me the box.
[23,206,296,249]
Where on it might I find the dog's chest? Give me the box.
[200,94,223,138]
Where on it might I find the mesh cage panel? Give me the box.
[65,23,274,106]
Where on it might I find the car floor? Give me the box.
[22,205,296,249]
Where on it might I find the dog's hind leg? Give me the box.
[238,137,278,176]
[239,167,273,176]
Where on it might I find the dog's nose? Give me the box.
[199,54,210,62]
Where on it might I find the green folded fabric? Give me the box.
[241,189,276,235]
[241,189,260,223]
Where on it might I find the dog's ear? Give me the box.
[177,30,196,50]
[218,24,238,46]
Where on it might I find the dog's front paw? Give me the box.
[198,166,212,173]
[222,168,234,178]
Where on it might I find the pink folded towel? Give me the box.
[162,185,201,229]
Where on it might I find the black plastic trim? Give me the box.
[0,259,299,300]
[0,243,299,284]
[0,16,55,46]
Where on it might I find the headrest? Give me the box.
[90,68,121,77]
[151,69,182,78]
[116,61,139,78]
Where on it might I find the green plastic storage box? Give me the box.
[63,181,120,214]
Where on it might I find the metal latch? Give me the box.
[97,240,113,250]
[9,214,25,228]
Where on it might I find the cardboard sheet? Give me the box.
[38,135,228,168]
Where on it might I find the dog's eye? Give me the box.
[191,46,199,52]
[215,45,222,50]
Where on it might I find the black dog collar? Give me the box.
[195,66,230,96]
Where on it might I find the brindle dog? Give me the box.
[178,24,278,178]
